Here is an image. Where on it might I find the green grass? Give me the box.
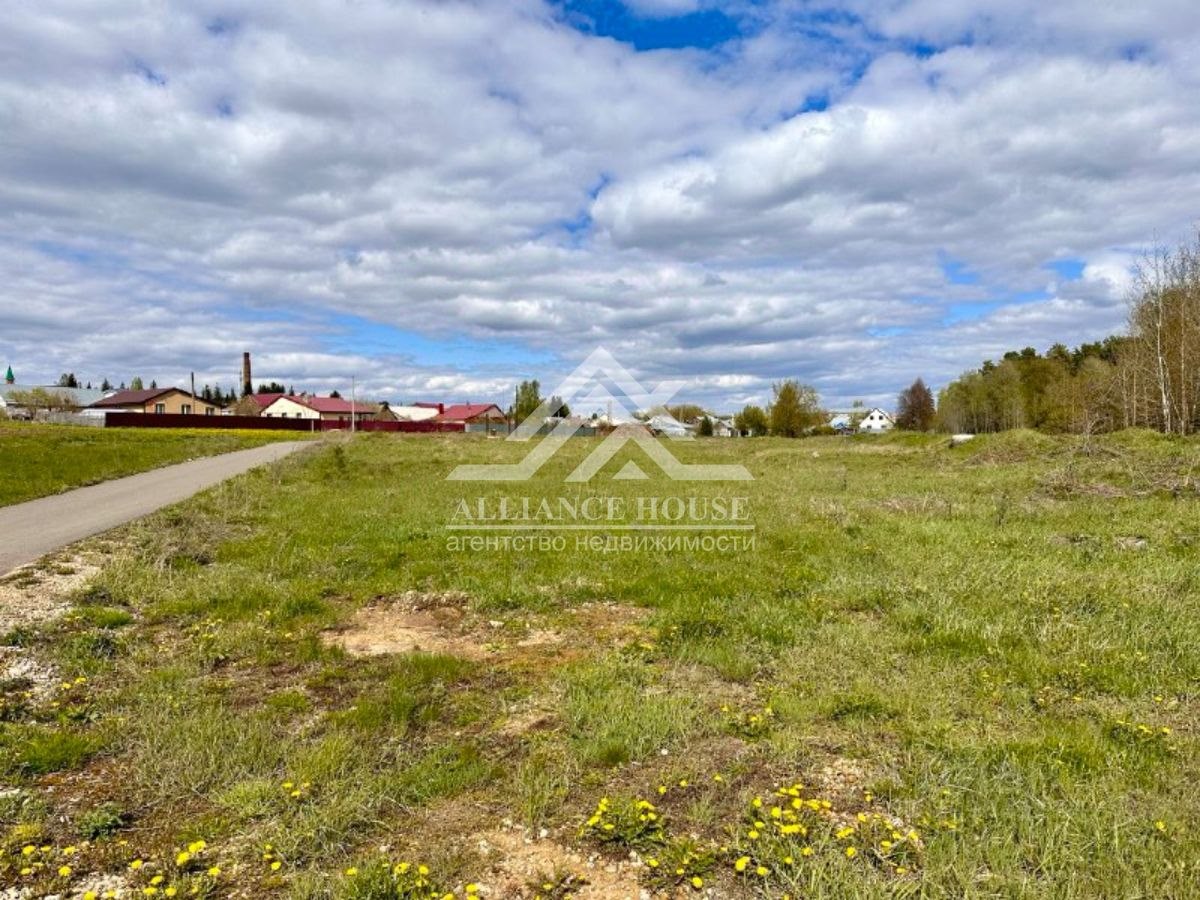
[0,420,309,506]
[1,431,1198,898]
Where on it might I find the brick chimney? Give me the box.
[241,352,252,397]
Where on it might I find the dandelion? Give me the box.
[845,847,857,858]
[734,856,750,872]
[207,865,221,877]
[690,875,703,889]
[177,851,191,866]
[58,865,72,877]
[271,860,282,871]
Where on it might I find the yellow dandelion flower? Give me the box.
[690,875,703,888]
[734,856,750,872]
[58,865,72,877]
[845,847,857,858]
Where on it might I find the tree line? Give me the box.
[938,230,1200,435]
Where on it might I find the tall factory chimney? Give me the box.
[241,352,252,397]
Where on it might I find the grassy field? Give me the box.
[0,422,310,507]
[1,431,1198,898]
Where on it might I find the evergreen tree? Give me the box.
[130,376,144,390]
[101,378,112,391]
[698,415,714,436]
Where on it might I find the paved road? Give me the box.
[0,441,311,575]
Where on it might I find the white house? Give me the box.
[858,408,895,433]
[713,417,737,437]
[646,414,692,437]
[261,394,372,423]
[389,405,440,422]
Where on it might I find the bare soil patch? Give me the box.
[476,826,650,900]
[323,595,651,664]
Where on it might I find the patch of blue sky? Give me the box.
[1046,258,1085,280]
[320,314,556,369]
[32,240,121,270]
[553,1,744,51]
[939,254,980,285]
[867,325,912,338]
[943,288,1051,324]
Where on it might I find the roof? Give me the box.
[437,403,504,421]
[91,388,179,408]
[266,394,362,414]
[0,384,112,407]
[249,392,285,408]
[390,405,440,421]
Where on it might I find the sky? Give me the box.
[2,0,1199,412]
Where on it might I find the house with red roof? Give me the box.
[435,403,506,425]
[260,393,375,425]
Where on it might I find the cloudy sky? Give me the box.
[3,0,1199,411]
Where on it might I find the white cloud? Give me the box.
[1,0,1198,412]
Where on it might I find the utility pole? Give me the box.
[190,372,196,414]
[351,375,356,434]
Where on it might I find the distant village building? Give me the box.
[93,388,221,416]
[435,403,507,425]
[857,408,895,433]
[260,394,374,424]
[646,414,691,437]
[389,404,441,422]
[712,417,737,437]
[230,392,286,416]
[1,382,113,420]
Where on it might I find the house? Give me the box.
[646,414,692,437]
[857,408,895,433]
[435,403,507,425]
[1,383,113,420]
[229,392,286,416]
[827,413,854,433]
[260,394,374,424]
[712,417,737,437]
[92,387,221,416]
[389,404,442,422]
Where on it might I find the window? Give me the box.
[154,403,166,414]
[205,407,214,416]
[181,404,192,415]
